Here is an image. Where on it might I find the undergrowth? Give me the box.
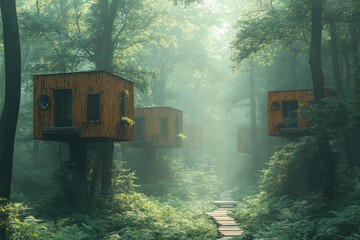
[230,96,360,239]
[1,192,218,240]
[2,157,220,239]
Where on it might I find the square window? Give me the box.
[119,93,125,117]
[160,117,168,135]
[87,94,100,121]
[54,89,72,127]
[282,101,298,127]
[135,117,145,140]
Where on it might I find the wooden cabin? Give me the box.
[268,89,335,137]
[183,125,203,149]
[33,71,134,141]
[133,107,183,148]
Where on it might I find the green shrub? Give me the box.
[139,155,222,202]
[167,155,223,201]
[0,200,92,240]
[261,136,321,197]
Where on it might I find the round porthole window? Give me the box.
[38,94,50,110]
[271,101,280,110]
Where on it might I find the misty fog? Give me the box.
[1,0,360,239]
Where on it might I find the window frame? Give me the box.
[87,93,101,122]
[160,117,168,135]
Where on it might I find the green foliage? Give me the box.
[138,155,222,202]
[231,0,310,64]
[176,133,187,140]
[231,95,360,239]
[231,190,360,239]
[112,161,139,195]
[106,192,217,240]
[120,117,135,127]
[261,136,320,197]
[4,158,218,240]
[301,95,360,165]
[0,200,92,240]
[1,191,217,240]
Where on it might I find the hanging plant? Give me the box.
[177,133,187,141]
[122,90,130,98]
[121,116,135,127]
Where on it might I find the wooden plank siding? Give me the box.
[183,125,203,149]
[134,107,183,148]
[33,71,134,141]
[268,89,336,136]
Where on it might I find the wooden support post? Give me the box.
[143,146,157,180]
[100,141,114,198]
[69,140,89,206]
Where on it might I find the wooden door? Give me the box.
[54,89,72,127]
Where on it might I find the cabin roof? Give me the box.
[135,106,182,113]
[268,88,335,94]
[32,70,133,84]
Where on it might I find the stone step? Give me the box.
[214,201,238,208]
[206,212,229,217]
[218,226,242,231]
[212,189,242,239]
[216,220,238,226]
[219,229,243,237]
[213,216,235,221]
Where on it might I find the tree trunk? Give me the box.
[309,0,334,200]
[249,62,258,171]
[349,18,360,96]
[99,142,114,198]
[89,143,100,202]
[0,0,22,238]
[309,0,325,102]
[329,18,343,95]
[98,0,119,72]
[69,141,89,206]
[143,146,157,180]
[91,0,120,201]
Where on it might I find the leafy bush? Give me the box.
[2,157,219,240]
[139,154,222,202]
[261,136,321,197]
[2,191,218,240]
[301,95,360,166]
[0,200,92,240]
[231,193,332,239]
[106,192,217,240]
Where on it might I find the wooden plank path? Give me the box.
[206,190,243,239]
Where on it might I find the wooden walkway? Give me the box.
[207,190,243,239]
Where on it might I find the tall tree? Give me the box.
[92,0,122,199]
[309,0,334,199]
[329,18,343,95]
[0,0,22,238]
[309,0,325,102]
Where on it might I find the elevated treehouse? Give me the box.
[33,71,134,141]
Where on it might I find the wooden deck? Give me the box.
[206,190,243,239]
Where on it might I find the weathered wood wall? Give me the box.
[33,71,134,141]
[134,107,183,148]
[268,89,335,136]
[183,125,202,149]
